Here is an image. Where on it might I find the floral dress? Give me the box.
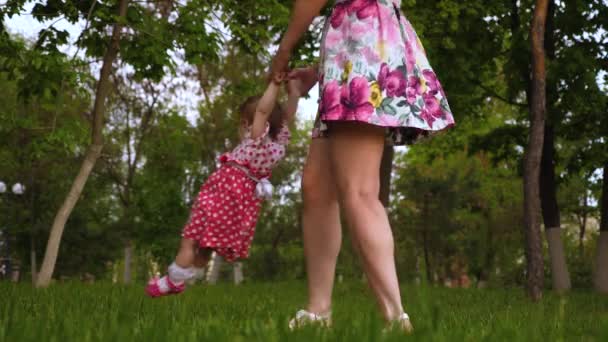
[181,124,290,262]
[314,0,455,145]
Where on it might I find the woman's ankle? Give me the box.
[307,303,332,317]
[384,305,405,321]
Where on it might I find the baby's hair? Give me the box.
[239,95,285,141]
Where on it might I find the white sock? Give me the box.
[157,276,170,293]
[168,262,194,284]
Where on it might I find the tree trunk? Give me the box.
[123,242,133,284]
[379,144,394,208]
[540,126,571,292]
[422,194,432,283]
[523,0,549,301]
[478,216,494,287]
[30,235,37,285]
[28,173,37,285]
[578,191,588,257]
[206,252,223,284]
[594,164,608,293]
[233,262,244,285]
[35,0,130,288]
[539,0,570,293]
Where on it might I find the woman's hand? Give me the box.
[288,65,319,95]
[268,47,292,83]
[267,0,328,82]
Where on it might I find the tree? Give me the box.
[539,0,570,293]
[523,0,549,301]
[36,0,130,287]
[595,165,608,293]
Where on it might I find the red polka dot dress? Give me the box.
[182,124,290,262]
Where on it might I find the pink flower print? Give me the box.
[422,70,440,95]
[378,63,407,98]
[349,0,377,20]
[351,21,372,39]
[325,30,342,47]
[420,109,435,128]
[378,114,400,126]
[330,1,352,28]
[424,93,443,117]
[405,42,416,74]
[378,5,402,44]
[361,46,381,65]
[334,51,350,69]
[402,17,424,51]
[420,93,443,127]
[445,113,455,125]
[320,81,343,120]
[341,77,374,121]
[406,75,423,104]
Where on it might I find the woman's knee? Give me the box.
[336,180,380,210]
[301,163,336,206]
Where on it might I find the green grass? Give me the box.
[1,281,607,341]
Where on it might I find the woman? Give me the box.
[270,0,455,331]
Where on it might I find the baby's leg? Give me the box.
[193,248,213,268]
[166,238,200,285]
[146,239,197,297]
[188,248,213,281]
[175,238,198,268]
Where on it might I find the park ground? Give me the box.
[1,282,608,341]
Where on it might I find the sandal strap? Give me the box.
[296,309,330,320]
[397,312,410,321]
[289,309,332,330]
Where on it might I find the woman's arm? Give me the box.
[288,65,320,95]
[279,0,328,53]
[284,79,303,124]
[269,0,329,78]
[251,80,281,139]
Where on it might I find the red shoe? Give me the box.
[145,276,185,298]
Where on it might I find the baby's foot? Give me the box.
[145,276,185,298]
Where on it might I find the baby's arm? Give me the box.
[250,79,281,139]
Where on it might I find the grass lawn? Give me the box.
[1,281,607,341]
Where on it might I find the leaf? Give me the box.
[397,65,408,77]
[381,97,393,108]
[412,112,425,123]
[416,97,425,109]
[411,105,421,115]
[382,104,398,116]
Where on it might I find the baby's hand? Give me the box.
[286,78,303,97]
[272,73,286,85]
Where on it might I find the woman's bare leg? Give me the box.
[301,138,342,315]
[327,122,403,320]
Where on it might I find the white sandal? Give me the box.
[386,312,414,334]
[288,309,332,330]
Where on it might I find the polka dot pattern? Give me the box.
[219,123,290,178]
[182,165,262,261]
[181,124,291,262]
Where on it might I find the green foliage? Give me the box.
[1,0,606,288]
